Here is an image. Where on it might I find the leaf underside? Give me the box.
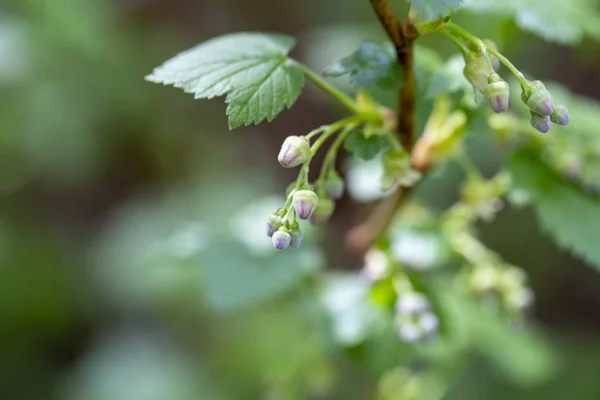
[508,150,600,270]
[410,0,462,22]
[146,32,304,128]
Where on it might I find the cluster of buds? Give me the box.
[460,172,511,221]
[465,264,534,314]
[395,292,439,343]
[267,130,348,250]
[461,40,570,133]
[521,80,569,133]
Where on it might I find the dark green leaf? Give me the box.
[323,41,402,89]
[344,131,393,161]
[201,240,320,311]
[410,0,462,22]
[146,32,304,128]
[462,0,600,43]
[508,149,600,270]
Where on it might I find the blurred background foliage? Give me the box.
[1,1,600,399]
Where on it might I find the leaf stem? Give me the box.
[316,122,360,186]
[296,62,360,114]
[444,23,528,86]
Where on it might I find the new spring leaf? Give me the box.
[146,32,304,128]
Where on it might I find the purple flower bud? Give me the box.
[530,111,551,133]
[419,312,439,337]
[265,213,283,237]
[550,104,570,125]
[278,136,311,168]
[310,196,335,226]
[397,322,422,343]
[324,172,344,200]
[292,190,319,220]
[525,81,554,116]
[289,228,303,248]
[272,229,291,250]
[484,80,510,113]
[396,293,430,316]
[483,39,500,72]
[463,55,493,93]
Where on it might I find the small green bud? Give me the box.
[310,195,335,226]
[530,111,551,133]
[381,150,420,190]
[272,228,291,250]
[483,76,509,113]
[324,171,344,200]
[278,136,311,168]
[288,226,304,248]
[550,104,570,125]
[463,54,493,93]
[525,81,554,116]
[483,39,500,71]
[265,213,283,237]
[292,189,319,220]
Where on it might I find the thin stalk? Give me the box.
[316,122,360,185]
[441,30,469,57]
[295,62,360,114]
[444,23,528,86]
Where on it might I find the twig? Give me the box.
[347,2,419,254]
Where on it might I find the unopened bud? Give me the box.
[419,312,439,337]
[484,76,509,113]
[265,213,283,237]
[525,81,554,116]
[550,104,570,125]
[530,111,551,133]
[483,39,500,71]
[272,228,291,250]
[278,136,311,168]
[310,195,335,226]
[292,190,319,220]
[397,322,422,343]
[324,171,344,200]
[396,293,430,316]
[463,55,493,93]
[288,223,303,248]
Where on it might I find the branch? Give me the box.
[347,2,419,254]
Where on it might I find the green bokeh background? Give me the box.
[1,1,600,399]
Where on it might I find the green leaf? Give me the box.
[344,131,393,161]
[146,32,304,128]
[323,41,402,90]
[410,0,462,22]
[426,54,471,98]
[462,0,600,43]
[201,240,320,312]
[508,149,600,270]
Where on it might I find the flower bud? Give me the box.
[530,111,551,133]
[396,293,430,316]
[483,39,500,71]
[272,228,291,250]
[292,190,319,220]
[310,196,335,226]
[419,312,439,337]
[525,81,554,116]
[265,213,283,237]
[278,136,311,168]
[550,104,570,125]
[324,171,344,200]
[483,77,509,113]
[288,224,303,248]
[396,321,422,343]
[463,55,493,93]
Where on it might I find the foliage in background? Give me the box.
[2,1,600,400]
